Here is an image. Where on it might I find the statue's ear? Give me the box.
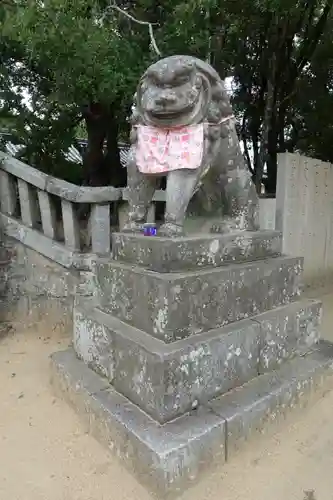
[198,72,212,120]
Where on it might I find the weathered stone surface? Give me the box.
[26,250,76,297]
[90,203,111,254]
[51,343,333,497]
[28,296,73,330]
[50,348,110,401]
[50,348,226,498]
[0,294,73,333]
[75,269,97,298]
[255,299,322,373]
[123,56,259,237]
[61,199,81,250]
[209,341,333,460]
[112,230,282,272]
[74,308,114,379]
[37,190,57,240]
[0,235,92,332]
[95,255,303,342]
[0,213,77,268]
[0,151,122,203]
[17,179,39,229]
[0,169,18,215]
[113,317,260,423]
[74,298,321,423]
[0,212,97,269]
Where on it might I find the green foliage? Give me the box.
[0,0,156,181]
[2,0,149,105]
[0,0,333,189]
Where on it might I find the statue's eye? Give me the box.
[148,75,162,87]
[177,76,190,86]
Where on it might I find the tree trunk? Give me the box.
[257,75,275,194]
[81,103,124,188]
[82,104,107,187]
[265,154,277,194]
[104,111,127,188]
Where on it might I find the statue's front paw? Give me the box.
[122,221,144,234]
[210,217,242,234]
[158,222,184,237]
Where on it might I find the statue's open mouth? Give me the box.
[150,103,196,119]
[141,91,206,127]
[148,103,203,127]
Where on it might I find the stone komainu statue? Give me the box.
[123,55,259,237]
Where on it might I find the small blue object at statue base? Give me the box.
[143,223,157,236]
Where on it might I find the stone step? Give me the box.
[112,230,282,272]
[94,255,303,342]
[74,298,321,424]
[208,341,333,460]
[50,341,333,498]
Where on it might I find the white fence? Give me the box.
[236,152,333,286]
[276,153,333,286]
[259,197,276,231]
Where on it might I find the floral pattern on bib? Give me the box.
[136,124,204,174]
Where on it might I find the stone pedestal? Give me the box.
[51,230,333,497]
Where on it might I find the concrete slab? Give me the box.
[95,256,303,341]
[50,342,333,497]
[111,230,282,272]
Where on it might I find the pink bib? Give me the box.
[136,124,204,174]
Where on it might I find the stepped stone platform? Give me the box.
[73,298,322,423]
[95,231,302,342]
[51,230,333,497]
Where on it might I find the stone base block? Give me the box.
[112,230,282,272]
[74,298,321,424]
[50,349,227,498]
[209,341,333,459]
[95,255,303,341]
[255,299,322,373]
[50,343,333,498]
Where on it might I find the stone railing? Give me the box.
[0,152,122,266]
[0,151,277,269]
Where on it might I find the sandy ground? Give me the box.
[1,290,333,500]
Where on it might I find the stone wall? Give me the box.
[0,150,113,335]
[0,234,94,334]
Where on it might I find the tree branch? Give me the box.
[101,1,161,57]
[296,0,333,74]
[277,3,333,111]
